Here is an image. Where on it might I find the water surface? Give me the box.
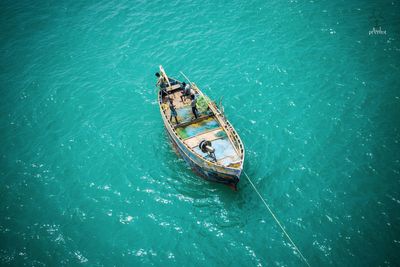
[1,0,399,266]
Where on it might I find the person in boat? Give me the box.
[169,78,179,85]
[156,72,169,99]
[155,72,178,88]
[180,82,192,102]
[168,98,179,124]
[191,94,198,119]
[155,72,166,88]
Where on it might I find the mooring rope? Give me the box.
[243,171,311,267]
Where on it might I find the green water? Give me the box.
[1,0,399,266]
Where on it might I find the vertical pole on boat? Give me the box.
[179,71,194,87]
[160,65,171,88]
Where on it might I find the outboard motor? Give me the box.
[199,140,217,162]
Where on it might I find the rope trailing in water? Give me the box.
[243,171,311,267]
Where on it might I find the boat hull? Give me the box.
[162,114,241,189]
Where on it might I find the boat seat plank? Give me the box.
[166,84,182,91]
[174,113,214,129]
[184,127,223,148]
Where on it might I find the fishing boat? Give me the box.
[156,66,245,189]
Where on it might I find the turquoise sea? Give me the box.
[1,0,399,266]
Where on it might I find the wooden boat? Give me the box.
[156,66,245,189]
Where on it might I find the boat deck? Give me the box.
[163,89,241,167]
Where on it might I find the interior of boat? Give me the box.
[160,84,242,168]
